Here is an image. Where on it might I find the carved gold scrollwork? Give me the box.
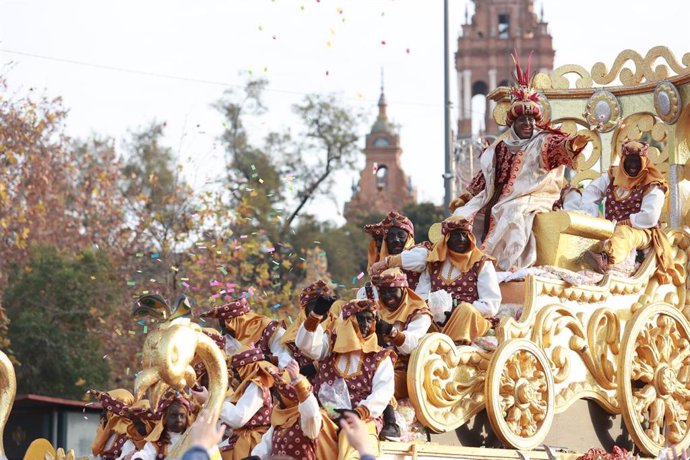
[407,333,490,433]
[620,303,690,455]
[542,47,690,89]
[556,119,603,189]
[592,47,690,87]
[644,229,690,309]
[586,309,620,390]
[547,65,594,90]
[485,339,555,450]
[530,305,620,391]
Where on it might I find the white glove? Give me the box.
[428,290,453,324]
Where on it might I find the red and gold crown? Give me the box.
[153,390,192,419]
[441,216,473,235]
[621,140,649,157]
[506,50,543,127]
[363,222,385,236]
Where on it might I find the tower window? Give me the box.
[375,164,388,191]
[498,14,510,38]
[373,137,391,147]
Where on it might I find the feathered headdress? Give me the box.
[506,49,543,127]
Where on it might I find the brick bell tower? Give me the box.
[344,81,416,221]
[456,0,554,137]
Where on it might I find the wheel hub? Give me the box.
[515,378,537,408]
[654,365,675,396]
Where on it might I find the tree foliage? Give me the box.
[281,94,361,231]
[3,246,120,398]
[0,81,126,285]
[403,202,444,245]
[0,74,440,399]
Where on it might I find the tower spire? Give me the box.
[378,67,387,118]
[380,67,384,94]
[540,2,544,21]
[465,4,469,24]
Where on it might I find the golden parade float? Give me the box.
[405,46,690,458]
[0,45,688,460]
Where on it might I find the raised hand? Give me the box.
[377,320,394,336]
[572,134,589,151]
[286,360,300,381]
[313,295,336,316]
[369,260,387,275]
[190,407,226,450]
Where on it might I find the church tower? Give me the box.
[456,0,554,137]
[344,83,416,221]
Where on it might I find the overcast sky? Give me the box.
[0,0,687,225]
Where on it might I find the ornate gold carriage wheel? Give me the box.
[407,332,489,433]
[619,303,690,456]
[485,339,555,450]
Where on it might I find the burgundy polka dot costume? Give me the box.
[428,258,488,304]
[271,423,315,460]
[285,341,312,369]
[223,388,273,451]
[269,371,317,460]
[313,332,394,418]
[221,346,275,454]
[100,434,128,460]
[603,172,657,226]
[257,320,279,357]
[152,441,168,460]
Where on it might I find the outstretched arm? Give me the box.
[541,133,588,171]
[450,171,486,212]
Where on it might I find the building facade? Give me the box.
[344,86,416,221]
[454,0,555,193]
[456,0,555,137]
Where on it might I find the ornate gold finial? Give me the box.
[133,294,191,321]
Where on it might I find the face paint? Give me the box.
[623,154,642,177]
[386,227,409,255]
[379,287,404,311]
[164,403,189,434]
[514,115,536,139]
[356,311,375,337]
[447,229,470,253]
